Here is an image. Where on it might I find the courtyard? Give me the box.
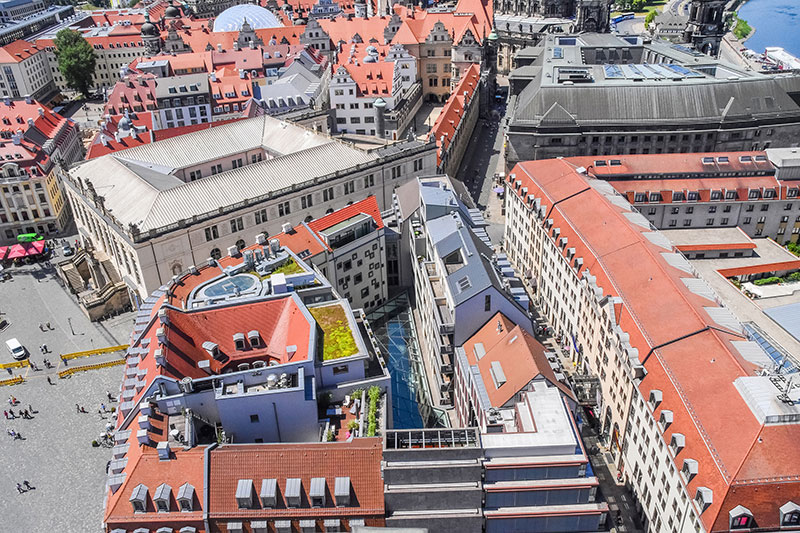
[0,259,135,532]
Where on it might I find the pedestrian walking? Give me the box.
[80,406,87,414]
[3,410,7,419]
[27,404,32,414]
[39,345,44,355]
[23,480,32,490]
[75,404,80,413]
[7,429,15,438]
[16,483,24,494]
[42,343,48,354]
[29,361,37,371]
[106,391,113,401]
[46,376,52,385]
[38,323,44,332]
[22,409,30,419]
[101,403,106,412]
[46,322,52,330]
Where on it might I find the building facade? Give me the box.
[61,114,435,301]
[504,156,800,533]
[505,34,800,167]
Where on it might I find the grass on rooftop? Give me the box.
[271,258,304,276]
[309,305,359,361]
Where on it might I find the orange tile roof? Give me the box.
[86,112,154,159]
[508,157,800,530]
[272,224,329,258]
[308,195,384,233]
[570,152,775,178]
[430,63,480,163]
[462,312,572,406]
[208,439,385,519]
[104,447,206,530]
[392,11,484,46]
[0,40,41,63]
[319,16,391,46]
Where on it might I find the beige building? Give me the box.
[62,114,435,302]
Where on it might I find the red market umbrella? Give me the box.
[24,240,45,256]
[0,246,7,260]
[6,244,26,259]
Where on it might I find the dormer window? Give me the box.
[659,409,673,431]
[154,483,171,512]
[233,333,246,351]
[235,479,254,509]
[177,482,195,512]
[670,433,685,455]
[729,505,754,529]
[695,487,712,513]
[335,477,351,506]
[682,458,699,482]
[130,483,148,513]
[310,477,326,507]
[286,478,302,508]
[248,330,261,347]
[649,389,662,409]
[260,478,277,508]
[780,502,800,526]
[202,341,219,359]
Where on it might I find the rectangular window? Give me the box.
[250,414,259,423]
[301,194,313,209]
[323,187,334,202]
[484,294,491,311]
[278,201,290,217]
[364,174,374,188]
[205,225,219,241]
[255,209,267,225]
[230,217,243,232]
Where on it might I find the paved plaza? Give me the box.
[0,259,135,532]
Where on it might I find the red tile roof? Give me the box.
[430,63,480,164]
[0,40,42,63]
[463,312,573,407]
[508,156,800,530]
[104,447,206,531]
[272,224,329,258]
[391,11,485,46]
[307,195,384,234]
[208,439,385,520]
[86,112,154,159]
[319,16,391,46]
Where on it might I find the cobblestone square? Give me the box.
[0,261,135,532]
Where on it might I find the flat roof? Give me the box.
[660,227,756,251]
[764,302,800,343]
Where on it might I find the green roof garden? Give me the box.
[271,258,305,276]
[309,304,359,361]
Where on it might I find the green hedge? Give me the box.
[366,386,381,437]
[754,276,783,286]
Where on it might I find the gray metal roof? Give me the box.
[309,477,326,498]
[764,302,800,343]
[69,115,378,232]
[334,476,350,497]
[285,477,302,499]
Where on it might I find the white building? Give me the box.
[398,176,533,408]
[330,43,420,139]
[504,158,800,533]
[61,114,435,302]
[0,41,57,101]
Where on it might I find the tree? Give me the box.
[54,29,96,98]
[644,9,657,28]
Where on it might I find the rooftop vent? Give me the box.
[235,479,254,509]
[334,476,351,506]
[260,478,277,508]
[309,477,326,507]
[285,478,302,508]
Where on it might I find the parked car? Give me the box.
[62,242,74,256]
[5,338,27,360]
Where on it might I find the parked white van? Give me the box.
[5,338,27,360]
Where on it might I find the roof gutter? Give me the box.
[640,325,746,367]
[203,442,218,533]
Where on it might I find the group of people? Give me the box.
[5,396,30,441]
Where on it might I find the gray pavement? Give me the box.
[0,365,121,533]
[0,259,135,532]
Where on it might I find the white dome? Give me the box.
[213,4,281,32]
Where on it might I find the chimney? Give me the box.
[2,97,10,106]
[157,440,171,460]
[233,41,239,51]
[26,118,34,127]
[37,108,44,117]
[239,69,245,79]
[24,94,31,104]
[210,71,217,82]
[12,132,21,145]
[217,43,223,52]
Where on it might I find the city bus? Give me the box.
[612,12,635,23]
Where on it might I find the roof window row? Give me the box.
[236,476,351,509]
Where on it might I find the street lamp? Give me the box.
[67,317,74,335]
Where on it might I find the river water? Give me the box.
[739,0,800,57]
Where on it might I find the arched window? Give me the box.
[304,215,313,223]
[210,248,222,260]
[235,239,245,251]
[326,208,334,214]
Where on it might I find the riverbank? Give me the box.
[734,0,800,57]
